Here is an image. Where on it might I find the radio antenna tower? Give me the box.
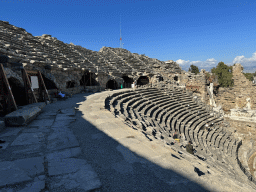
[120,14,123,49]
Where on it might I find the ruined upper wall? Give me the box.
[215,63,256,111]
[0,20,183,90]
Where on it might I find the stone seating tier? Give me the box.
[106,88,256,187]
[142,96,171,113]
[146,100,173,118]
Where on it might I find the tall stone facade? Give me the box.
[215,63,256,111]
[0,20,183,101]
[169,70,208,103]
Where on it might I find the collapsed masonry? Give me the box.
[169,64,256,116]
[0,20,182,108]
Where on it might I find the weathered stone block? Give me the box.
[4,106,42,126]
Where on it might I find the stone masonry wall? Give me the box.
[215,63,256,111]
[184,72,208,103]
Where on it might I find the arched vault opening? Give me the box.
[158,76,164,81]
[41,73,57,90]
[122,76,133,88]
[80,72,99,86]
[106,79,118,89]
[7,77,26,106]
[137,76,149,86]
[66,81,75,88]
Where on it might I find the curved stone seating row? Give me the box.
[106,86,256,187]
[105,88,240,164]
[236,141,256,185]
[142,96,171,115]
[106,89,168,138]
[127,88,220,153]
[0,21,164,76]
[118,94,141,116]
[200,127,236,167]
[108,88,218,158]
[238,142,254,178]
[247,150,256,183]
[164,90,205,110]
[161,86,204,104]
[0,27,81,69]
[98,48,133,74]
[192,117,223,148]
[109,48,151,73]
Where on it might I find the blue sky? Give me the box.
[1,0,256,72]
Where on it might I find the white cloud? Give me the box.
[206,58,215,62]
[175,58,218,71]
[176,59,190,66]
[233,52,256,68]
[175,51,256,72]
[190,61,201,65]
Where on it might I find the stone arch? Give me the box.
[7,77,26,106]
[174,76,178,81]
[80,71,99,86]
[137,76,149,86]
[41,73,58,90]
[122,75,133,88]
[66,81,76,88]
[106,79,118,89]
[158,76,164,81]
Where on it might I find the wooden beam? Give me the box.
[37,71,50,102]
[26,70,38,75]
[22,69,38,104]
[0,64,17,114]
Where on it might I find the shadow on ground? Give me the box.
[68,93,210,192]
[0,92,210,192]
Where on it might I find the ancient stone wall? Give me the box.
[225,117,256,144]
[1,20,183,93]
[215,64,256,111]
[184,72,207,102]
[3,67,24,87]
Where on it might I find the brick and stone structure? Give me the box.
[0,20,182,105]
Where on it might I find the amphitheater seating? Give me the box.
[104,82,256,187]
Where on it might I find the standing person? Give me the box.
[186,141,194,155]
[131,82,134,89]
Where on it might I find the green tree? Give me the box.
[211,62,233,87]
[243,73,254,81]
[188,64,199,75]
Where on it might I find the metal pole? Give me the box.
[120,14,122,48]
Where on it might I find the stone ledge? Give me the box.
[20,102,46,110]
[4,105,43,127]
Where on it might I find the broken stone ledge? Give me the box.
[4,102,46,127]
